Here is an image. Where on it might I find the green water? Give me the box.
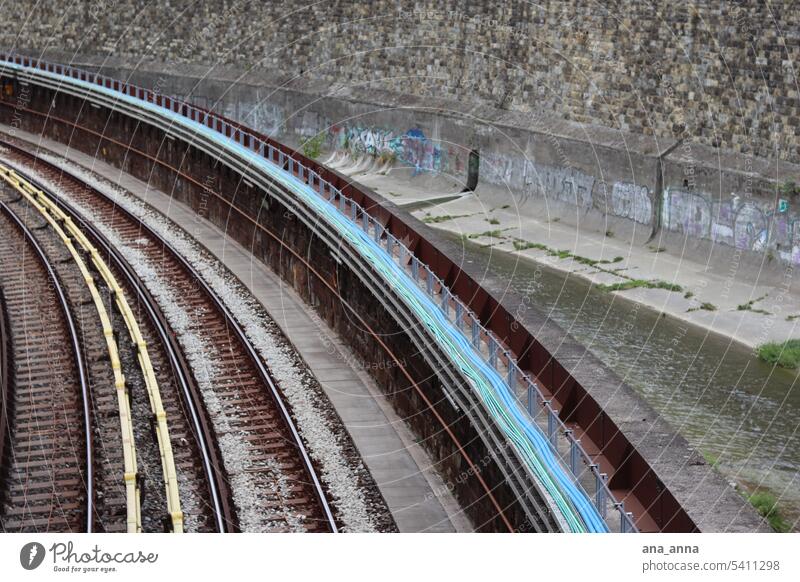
[458,238,800,527]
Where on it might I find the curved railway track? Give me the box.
[0,199,93,532]
[0,142,337,533]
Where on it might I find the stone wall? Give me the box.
[2,0,799,163]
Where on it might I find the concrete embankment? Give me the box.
[46,54,800,354]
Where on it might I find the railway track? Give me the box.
[0,142,337,533]
[0,200,93,532]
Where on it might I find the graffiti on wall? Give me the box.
[479,152,598,210]
[329,125,461,175]
[611,182,652,224]
[250,103,285,136]
[663,188,797,262]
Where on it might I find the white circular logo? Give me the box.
[20,542,46,570]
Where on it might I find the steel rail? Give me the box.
[0,281,8,514]
[1,163,189,532]
[0,164,142,531]
[0,145,233,532]
[0,88,545,531]
[0,134,520,531]
[0,200,95,532]
[0,163,147,532]
[0,56,641,531]
[0,147,336,532]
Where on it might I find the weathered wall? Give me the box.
[52,58,800,274]
[3,0,799,163]
[4,1,800,266]
[0,62,773,532]
[0,78,556,533]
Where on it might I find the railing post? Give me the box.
[614,503,624,532]
[596,472,608,519]
[488,337,497,368]
[455,301,464,330]
[412,257,419,281]
[527,382,535,416]
[426,269,434,295]
[625,512,635,533]
[472,317,480,349]
[507,360,515,391]
[568,431,578,475]
[547,406,558,449]
[362,210,370,232]
[620,506,630,533]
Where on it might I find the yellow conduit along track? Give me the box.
[0,164,184,533]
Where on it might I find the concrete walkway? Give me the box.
[3,126,472,533]
[408,189,800,351]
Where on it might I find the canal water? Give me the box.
[459,239,800,527]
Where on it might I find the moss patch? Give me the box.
[422,213,472,224]
[702,450,720,469]
[687,302,717,312]
[737,294,771,315]
[597,279,683,293]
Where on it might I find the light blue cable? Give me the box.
[6,61,610,532]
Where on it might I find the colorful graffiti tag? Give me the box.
[329,125,457,175]
[663,188,798,263]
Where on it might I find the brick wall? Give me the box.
[2,0,799,163]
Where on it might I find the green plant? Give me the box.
[468,229,505,240]
[510,239,628,269]
[684,291,694,299]
[779,179,799,198]
[486,217,500,225]
[702,450,720,469]
[748,491,791,532]
[422,213,472,224]
[687,302,717,313]
[605,229,614,238]
[300,133,327,159]
[756,339,800,369]
[737,294,771,315]
[378,150,397,164]
[513,240,549,252]
[597,279,683,293]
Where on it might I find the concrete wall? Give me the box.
[5,0,800,266]
[47,56,799,274]
[3,0,799,163]
[0,62,770,532]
